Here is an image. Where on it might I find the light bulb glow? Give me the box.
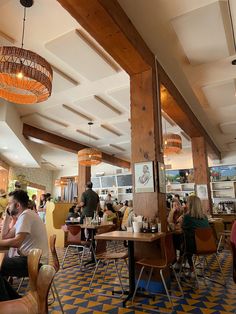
[16,71,24,79]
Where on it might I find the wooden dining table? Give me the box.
[95,230,165,307]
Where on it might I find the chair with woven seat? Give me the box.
[0,249,55,314]
[49,235,64,313]
[193,227,225,286]
[61,225,92,269]
[131,233,183,312]
[89,224,128,296]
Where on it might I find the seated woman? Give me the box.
[167,199,183,231]
[67,204,81,220]
[103,203,117,222]
[121,200,133,230]
[182,195,209,276]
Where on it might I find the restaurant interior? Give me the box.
[0,0,236,313]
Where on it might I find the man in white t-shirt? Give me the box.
[0,190,48,277]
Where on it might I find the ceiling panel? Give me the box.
[52,66,79,94]
[45,29,117,81]
[0,30,15,45]
[202,80,236,108]
[58,129,98,145]
[21,113,67,133]
[45,104,91,126]
[107,86,130,111]
[171,1,235,65]
[112,121,131,134]
[219,121,236,134]
[228,142,236,151]
[217,104,236,123]
[74,96,123,120]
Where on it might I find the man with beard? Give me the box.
[0,190,48,278]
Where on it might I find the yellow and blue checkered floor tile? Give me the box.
[44,246,236,314]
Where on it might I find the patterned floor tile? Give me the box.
[46,247,236,314]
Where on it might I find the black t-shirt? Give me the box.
[81,189,99,217]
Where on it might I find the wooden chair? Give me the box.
[14,248,42,293]
[131,233,184,312]
[49,235,64,313]
[61,225,92,269]
[0,249,55,314]
[230,241,236,283]
[89,224,128,296]
[194,227,226,286]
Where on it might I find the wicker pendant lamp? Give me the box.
[163,133,182,155]
[78,122,102,166]
[0,0,53,105]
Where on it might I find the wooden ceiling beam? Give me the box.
[57,0,154,75]
[23,124,130,169]
[56,0,220,160]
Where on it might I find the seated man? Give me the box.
[0,190,48,278]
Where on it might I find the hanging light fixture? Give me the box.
[54,178,69,187]
[78,122,102,166]
[54,165,69,187]
[163,133,182,155]
[0,0,53,105]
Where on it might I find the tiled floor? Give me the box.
[44,245,236,314]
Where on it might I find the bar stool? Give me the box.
[132,233,184,312]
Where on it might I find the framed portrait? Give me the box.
[134,161,154,193]
[196,184,208,200]
[158,162,166,193]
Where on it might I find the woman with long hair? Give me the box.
[182,195,209,277]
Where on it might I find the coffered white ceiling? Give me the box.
[2,0,235,168]
[118,0,236,155]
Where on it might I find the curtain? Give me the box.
[64,180,78,202]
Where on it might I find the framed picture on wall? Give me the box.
[134,161,154,193]
[196,184,208,200]
[158,162,166,193]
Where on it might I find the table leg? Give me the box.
[83,229,96,267]
[122,240,135,307]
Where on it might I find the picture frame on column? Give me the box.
[134,161,154,193]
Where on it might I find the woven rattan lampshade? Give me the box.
[163,133,182,155]
[78,148,102,166]
[0,46,52,104]
[54,178,69,187]
[0,1,53,105]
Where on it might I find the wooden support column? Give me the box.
[131,68,166,229]
[192,137,212,213]
[77,164,91,202]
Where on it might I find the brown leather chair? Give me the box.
[230,241,236,283]
[0,249,55,314]
[61,225,92,269]
[131,233,183,311]
[49,235,64,313]
[194,227,226,286]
